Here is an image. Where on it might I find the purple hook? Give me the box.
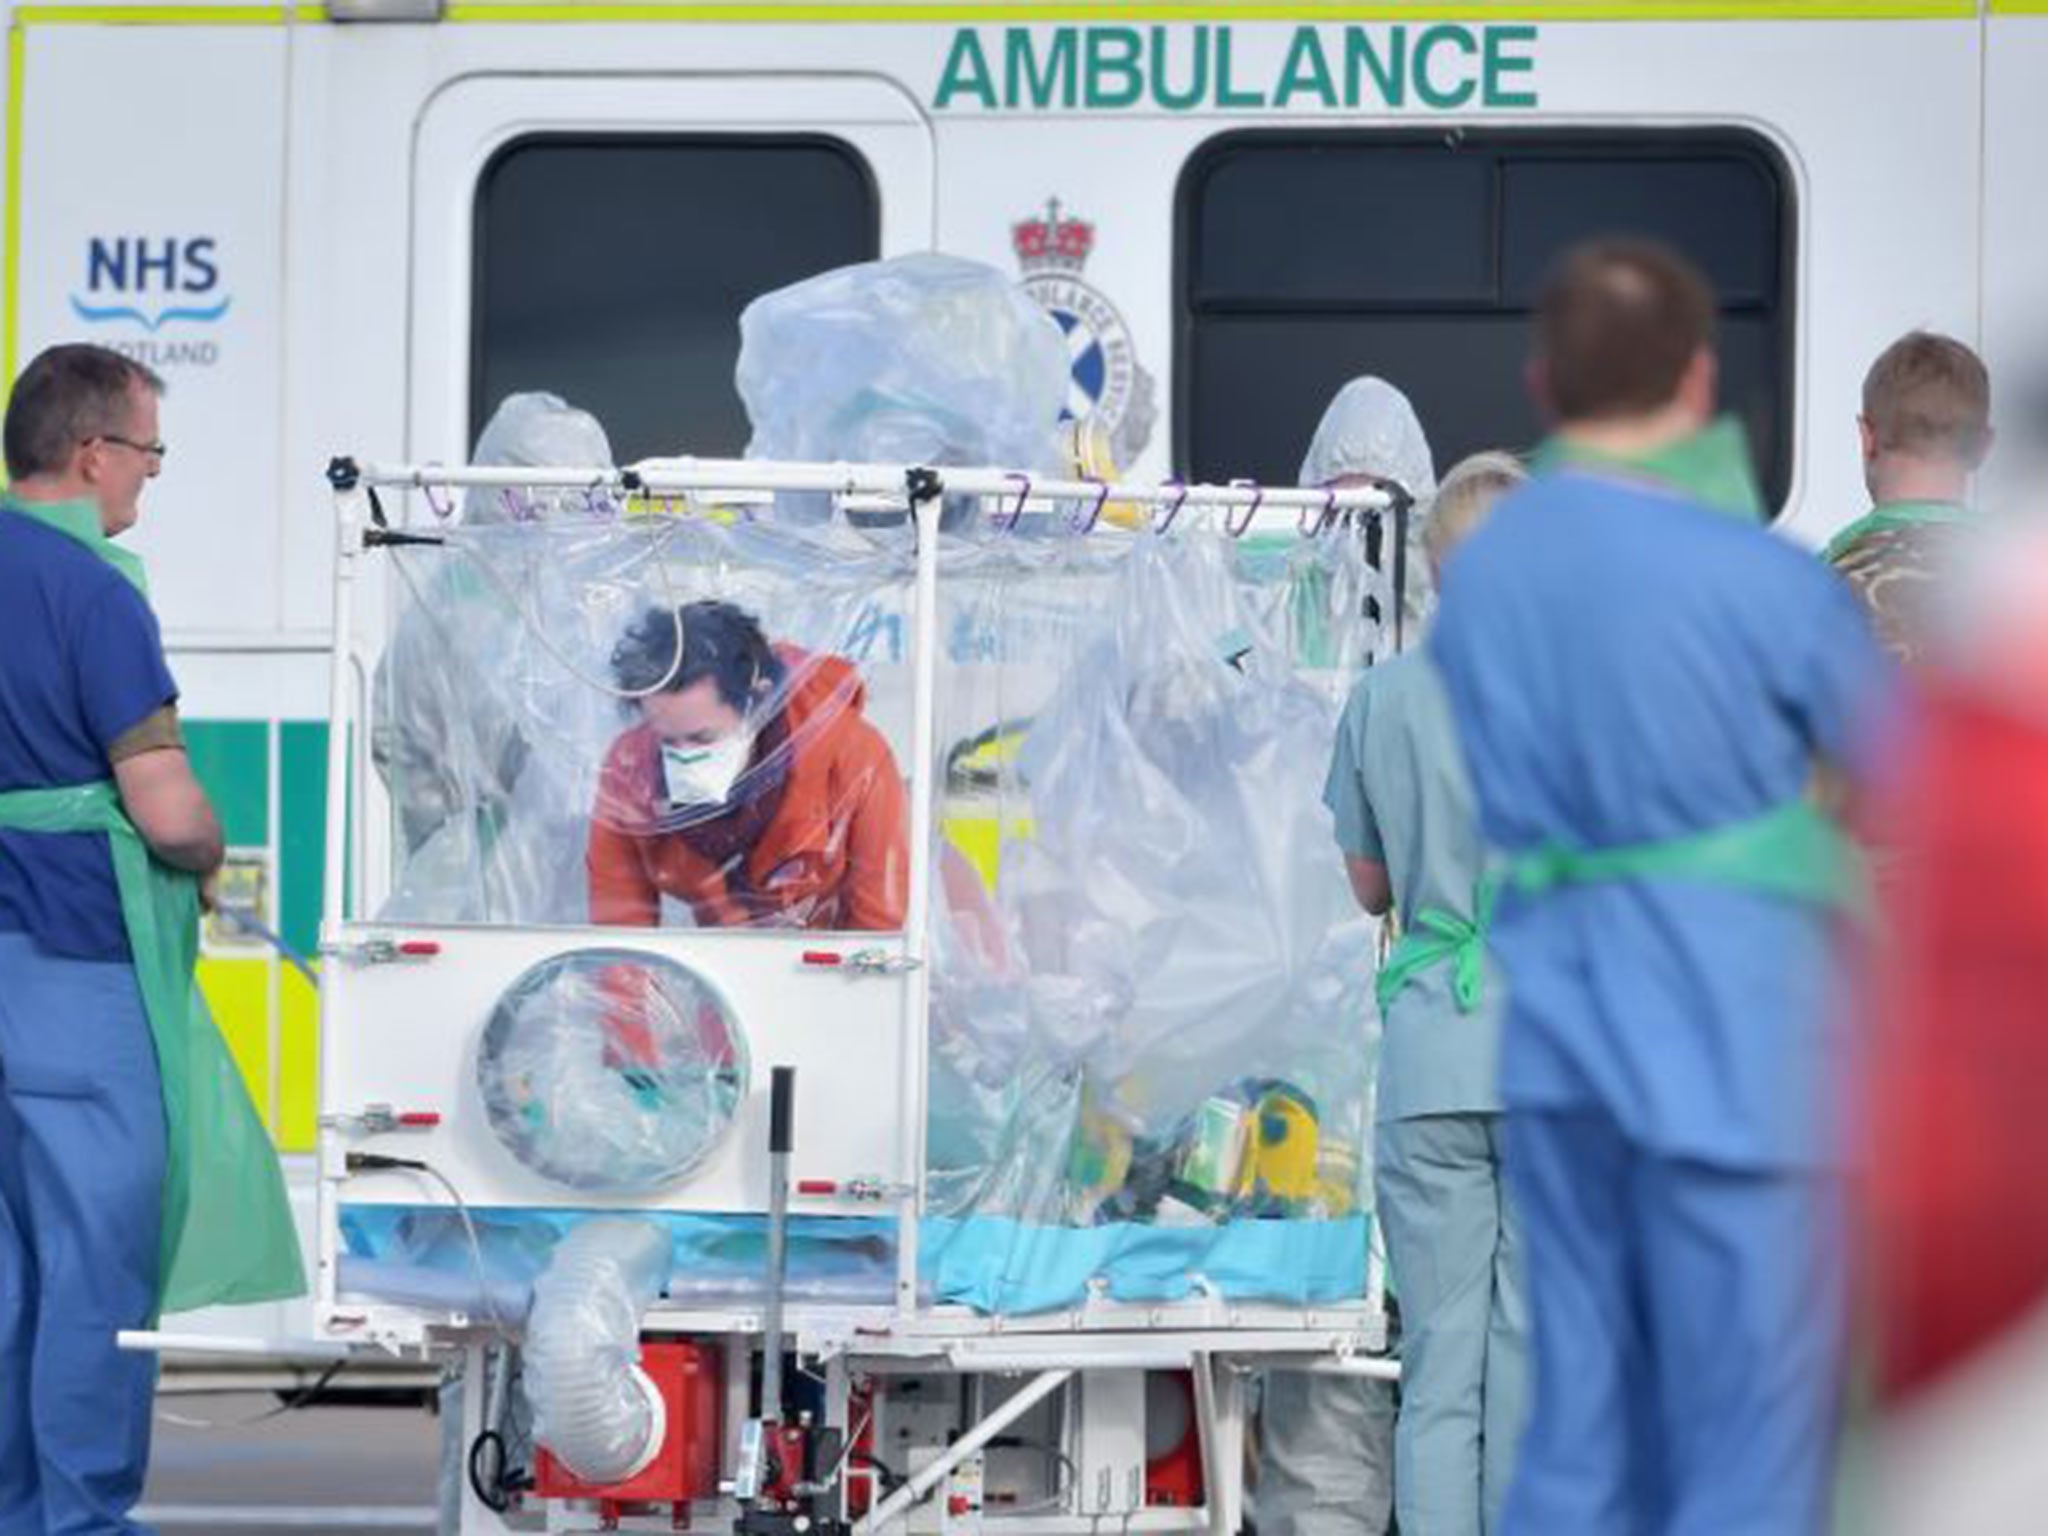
[1073,476,1112,535]
[1301,486,1338,537]
[1154,478,1190,535]
[1000,472,1032,533]
[1224,479,1264,538]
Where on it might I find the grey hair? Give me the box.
[3,344,164,481]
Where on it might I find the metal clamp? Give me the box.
[799,948,923,976]
[321,1103,443,1135]
[796,1176,913,1203]
[324,936,442,965]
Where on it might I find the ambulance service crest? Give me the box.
[1012,198,1157,469]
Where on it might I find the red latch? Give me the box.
[948,1496,972,1517]
[801,950,843,968]
[397,940,442,958]
[797,1179,837,1196]
[396,1111,442,1129]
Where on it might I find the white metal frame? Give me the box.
[317,456,1400,1535]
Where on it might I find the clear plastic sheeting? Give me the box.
[924,521,1386,1310]
[338,1207,900,1310]
[350,459,1401,1315]
[372,391,622,924]
[587,591,911,932]
[477,949,747,1194]
[736,253,1068,526]
[373,507,917,931]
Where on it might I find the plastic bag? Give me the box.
[927,527,1382,1251]
[736,253,1068,525]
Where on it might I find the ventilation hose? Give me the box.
[522,1218,672,1485]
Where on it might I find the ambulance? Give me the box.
[0,1,2037,1334]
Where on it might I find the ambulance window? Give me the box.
[1175,130,1794,510]
[472,135,880,462]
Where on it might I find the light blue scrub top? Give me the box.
[1324,650,1503,1122]
[1430,468,1895,1170]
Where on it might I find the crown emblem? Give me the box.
[1012,197,1095,275]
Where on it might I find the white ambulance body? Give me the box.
[0,2,2040,1331]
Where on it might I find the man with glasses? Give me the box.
[0,343,301,1532]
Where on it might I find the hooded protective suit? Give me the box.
[1300,376,1439,636]
[371,391,616,923]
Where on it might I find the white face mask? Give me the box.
[661,730,755,809]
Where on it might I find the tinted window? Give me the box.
[1176,130,1794,508]
[473,135,879,462]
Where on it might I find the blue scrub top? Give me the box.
[1325,650,1503,1120]
[0,505,178,962]
[1430,469,1894,1170]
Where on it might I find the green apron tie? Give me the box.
[1376,880,1496,1015]
[1508,798,1866,916]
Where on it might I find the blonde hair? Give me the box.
[1425,450,1527,569]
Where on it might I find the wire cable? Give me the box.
[154,1358,349,1430]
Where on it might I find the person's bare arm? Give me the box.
[1345,854,1393,917]
[114,746,225,874]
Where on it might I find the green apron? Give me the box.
[0,498,305,1314]
[1534,415,1768,524]
[1820,499,1967,565]
[1508,797,1866,916]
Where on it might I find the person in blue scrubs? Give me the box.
[1429,243,1896,1535]
[1325,451,1530,1536]
[0,345,226,1534]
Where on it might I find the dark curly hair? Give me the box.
[610,600,783,709]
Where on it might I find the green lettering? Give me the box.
[1414,24,1477,110]
[1150,24,1211,112]
[1215,27,1266,109]
[1006,27,1079,110]
[1086,27,1144,110]
[1483,25,1538,109]
[935,29,997,111]
[1344,26,1404,110]
[1275,27,1337,110]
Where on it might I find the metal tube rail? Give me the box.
[341,456,1397,520]
[896,477,943,1313]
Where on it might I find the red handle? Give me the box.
[800,951,843,968]
[397,940,441,957]
[396,1111,442,1128]
[797,1179,837,1196]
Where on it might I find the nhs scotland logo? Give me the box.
[70,237,231,332]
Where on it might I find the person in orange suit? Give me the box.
[587,599,908,931]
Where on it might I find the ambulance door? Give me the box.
[408,74,934,467]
